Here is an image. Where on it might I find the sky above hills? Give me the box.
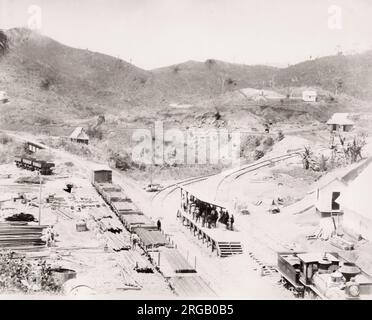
[1,0,372,69]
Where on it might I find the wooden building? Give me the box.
[302,90,317,102]
[338,160,372,241]
[70,127,89,144]
[315,158,372,235]
[327,113,354,132]
[25,141,44,154]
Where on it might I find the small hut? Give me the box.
[302,90,317,102]
[327,113,354,132]
[69,127,89,145]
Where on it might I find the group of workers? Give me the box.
[181,193,234,230]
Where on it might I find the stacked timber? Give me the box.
[119,250,152,271]
[104,231,130,251]
[89,208,130,251]
[98,217,123,233]
[88,208,112,220]
[0,223,47,249]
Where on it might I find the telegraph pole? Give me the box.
[38,172,42,225]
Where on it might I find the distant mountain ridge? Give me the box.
[0,28,371,128]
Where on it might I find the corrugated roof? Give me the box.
[327,113,354,125]
[70,127,89,140]
[179,176,229,209]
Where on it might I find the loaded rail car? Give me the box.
[14,156,55,175]
[133,227,170,250]
[91,167,169,251]
[278,252,372,300]
[119,213,156,231]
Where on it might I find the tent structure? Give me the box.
[70,127,89,144]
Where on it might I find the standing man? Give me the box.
[230,215,235,231]
[157,219,162,231]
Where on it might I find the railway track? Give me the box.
[151,174,215,207]
[152,149,304,207]
[213,150,304,201]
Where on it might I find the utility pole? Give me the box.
[38,172,42,225]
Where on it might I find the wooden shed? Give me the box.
[327,113,354,132]
[70,127,89,144]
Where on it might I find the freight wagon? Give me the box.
[91,167,169,250]
[14,156,55,175]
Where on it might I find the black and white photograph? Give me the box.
[0,0,372,303]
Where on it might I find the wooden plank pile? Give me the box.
[161,248,196,274]
[104,231,130,251]
[119,250,152,271]
[89,208,130,251]
[171,276,216,297]
[98,217,123,233]
[0,223,47,249]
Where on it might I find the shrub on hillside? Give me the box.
[86,126,103,140]
[0,30,8,55]
[263,136,274,147]
[277,130,285,141]
[0,252,61,294]
[253,149,265,160]
[0,133,13,145]
[34,115,54,126]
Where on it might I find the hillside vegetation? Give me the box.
[0,27,371,134]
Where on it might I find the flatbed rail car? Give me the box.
[278,252,372,300]
[90,167,216,297]
[91,166,170,251]
[14,156,55,175]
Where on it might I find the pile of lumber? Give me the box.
[119,250,152,271]
[98,217,123,233]
[116,255,142,289]
[89,209,130,251]
[88,208,112,220]
[0,223,47,249]
[104,231,130,251]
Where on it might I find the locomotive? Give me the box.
[278,252,372,299]
[14,156,55,175]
